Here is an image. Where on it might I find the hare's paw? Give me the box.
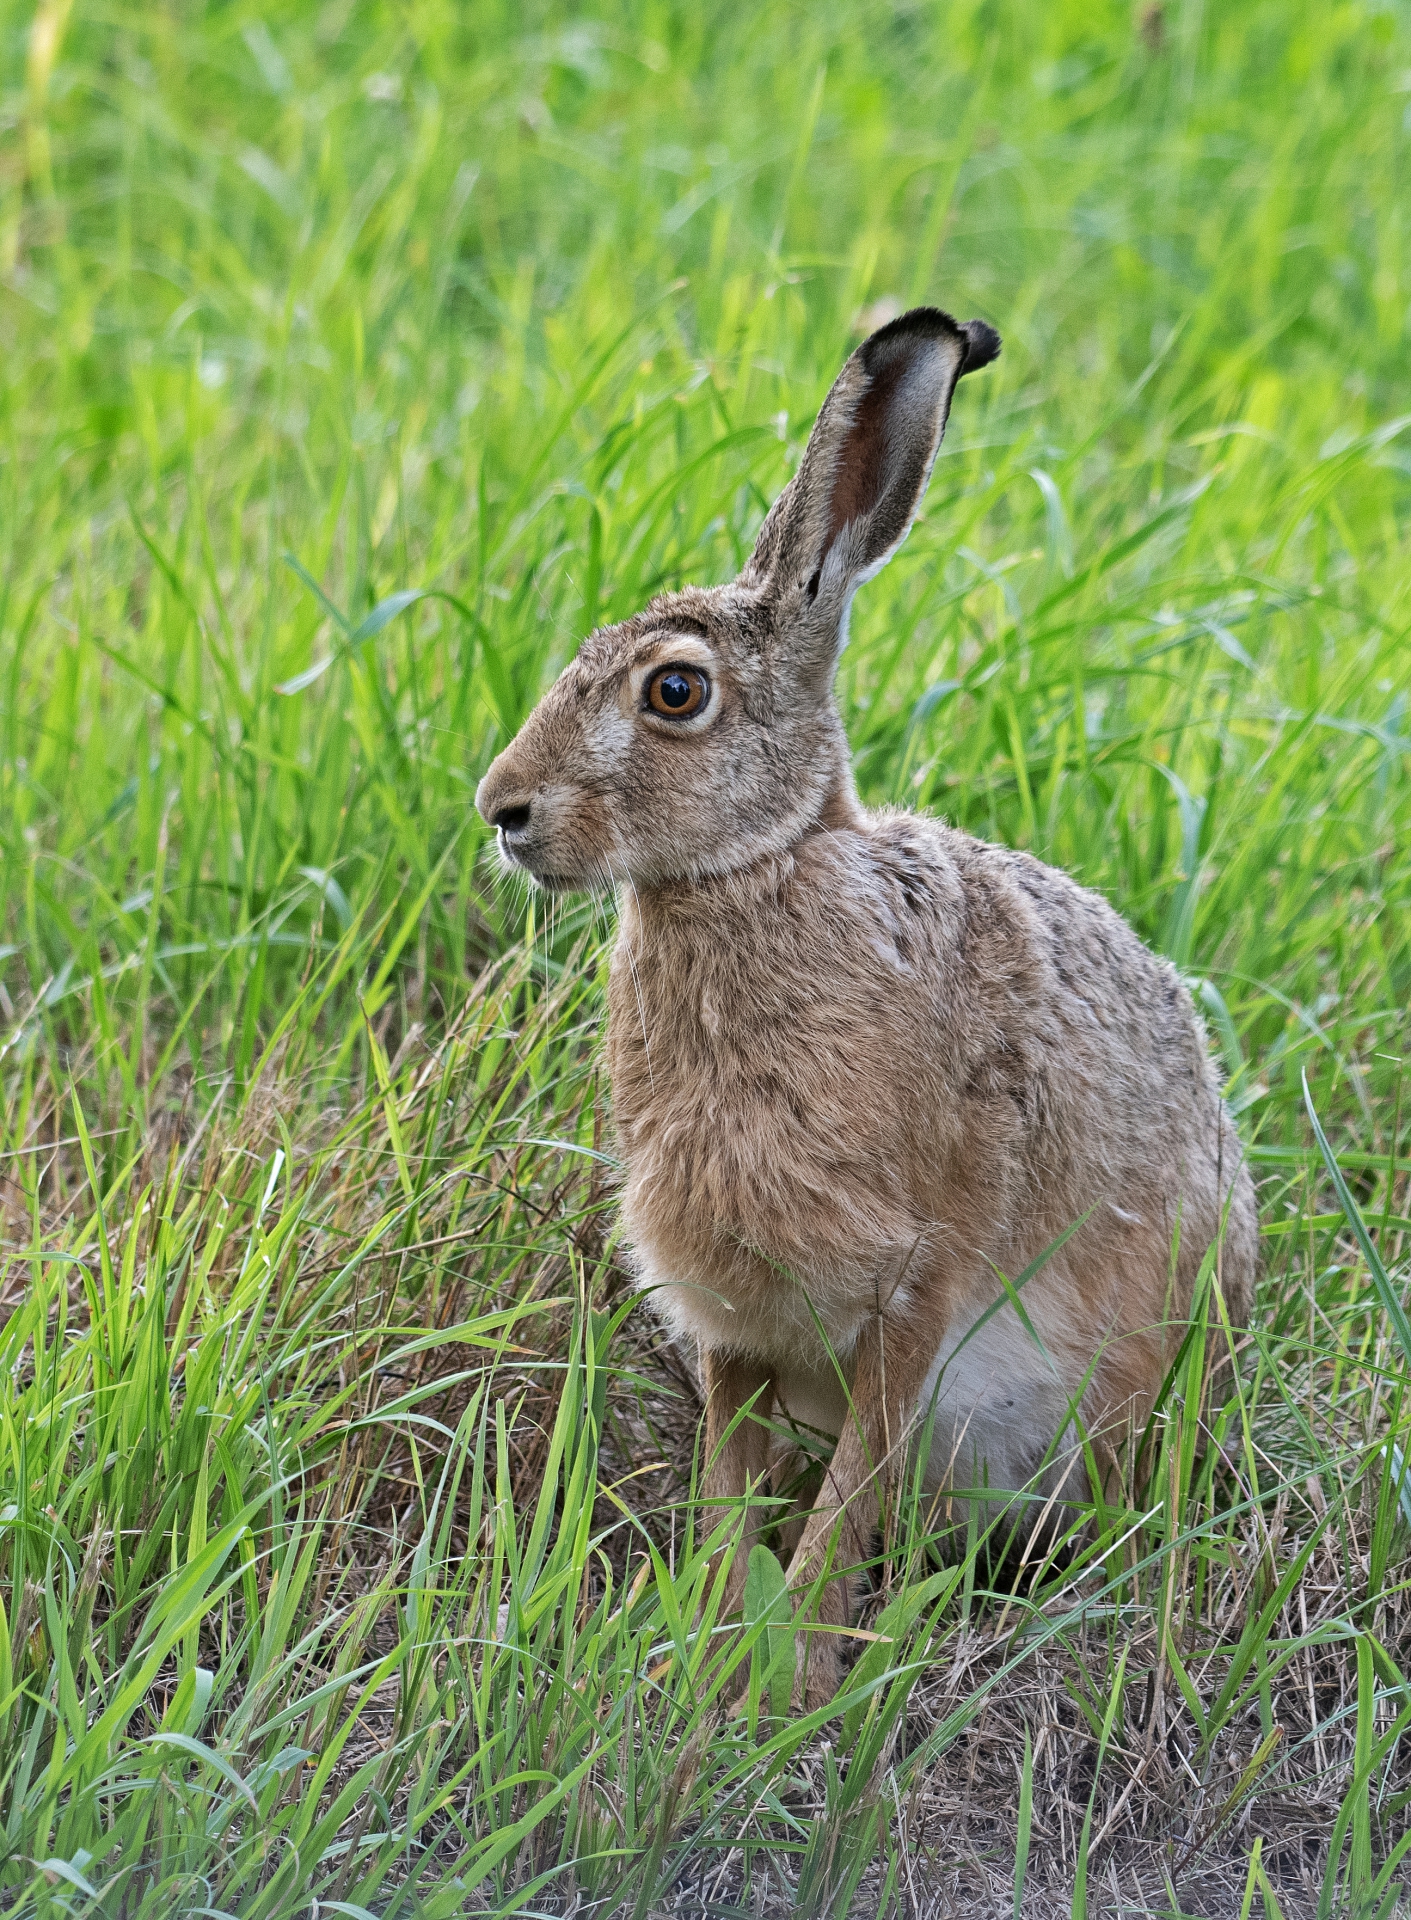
[792,1626,845,1714]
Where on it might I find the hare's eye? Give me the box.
[646,666,709,718]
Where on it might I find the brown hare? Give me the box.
[476,306,1258,1708]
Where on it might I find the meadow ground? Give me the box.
[2,0,1411,1913]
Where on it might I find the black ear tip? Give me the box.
[857,305,1002,378]
[959,319,1002,376]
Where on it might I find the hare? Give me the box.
[476,306,1258,1707]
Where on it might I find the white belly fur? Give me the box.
[769,1317,1077,1502]
[915,1301,1081,1502]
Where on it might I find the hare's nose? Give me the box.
[492,801,532,836]
[474,754,534,833]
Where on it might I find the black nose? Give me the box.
[493,801,531,836]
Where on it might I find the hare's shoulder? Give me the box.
[863,809,1179,1004]
[854,810,1214,1125]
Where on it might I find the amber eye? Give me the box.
[646,666,709,718]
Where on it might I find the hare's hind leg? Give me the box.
[700,1349,775,1617]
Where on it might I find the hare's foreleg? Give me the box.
[784,1316,932,1709]
[700,1349,775,1616]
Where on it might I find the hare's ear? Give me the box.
[745,307,998,669]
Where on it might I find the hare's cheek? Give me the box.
[579,705,636,778]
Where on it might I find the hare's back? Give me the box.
[877,809,1257,1320]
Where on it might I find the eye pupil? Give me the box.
[647,665,708,717]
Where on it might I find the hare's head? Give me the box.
[475,306,999,890]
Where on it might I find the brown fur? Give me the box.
[476,307,1258,1706]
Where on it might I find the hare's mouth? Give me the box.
[497,836,553,885]
[495,838,594,895]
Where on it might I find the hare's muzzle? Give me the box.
[475,761,533,845]
[476,749,579,884]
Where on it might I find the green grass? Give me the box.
[1,0,1410,1912]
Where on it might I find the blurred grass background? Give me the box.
[1,0,1410,1913]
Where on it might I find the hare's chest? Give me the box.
[605,921,930,1364]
